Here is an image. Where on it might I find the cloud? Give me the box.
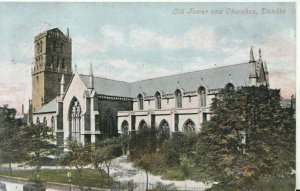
[129,26,217,50]
[101,25,125,47]
[72,36,106,55]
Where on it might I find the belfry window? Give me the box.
[137,94,144,110]
[198,86,206,107]
[175,89,182,108]
[69,100,81,142]
[155,92,162,109]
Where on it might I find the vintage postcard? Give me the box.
[0,2,297,191]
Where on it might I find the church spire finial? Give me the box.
[250,46,255,62]
[259,48,262,60]
[88,63,94,89]
[67,27,69,38]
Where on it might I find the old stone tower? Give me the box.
[32,28,73,111]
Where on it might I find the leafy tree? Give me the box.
[19,123,57,178]
[0,107,25,174]
[194,86,295,190]
[60,140,91,177]
[91,138,122,187]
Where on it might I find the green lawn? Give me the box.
[0,168,114,189]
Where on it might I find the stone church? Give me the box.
[31,28,269,147]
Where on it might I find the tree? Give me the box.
[91,138,122,188]
[0,106,25,174]
[194,86,295,190]
[19,123,57,178]
[60,140,91,177]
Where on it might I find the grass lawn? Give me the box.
[0,168,114,188]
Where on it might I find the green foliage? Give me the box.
[0,169,112,189]
[60,140,91,177]
[0,107,25,174]
[194,86,295,190]
[18,123,57,175]
[91,137,123,187]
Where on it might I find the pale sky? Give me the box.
[0,2,296,113]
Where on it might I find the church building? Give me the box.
[31,28,269,147]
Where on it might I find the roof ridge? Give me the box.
[130,62,249,83]
[79,74,130,84]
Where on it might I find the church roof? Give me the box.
[80,75,132,97]
[34,98,57,114]
[80,62,251,98]
[130,63,250,96]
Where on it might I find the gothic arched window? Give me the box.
[225,83,235,91]
[183,119,195,132]
[137,94,144,110]
[175,89,182,108]
[53,41,56,52]
[40,41,43,53]
[61,58,65,69]
[198,86,206,107]
[155,92,162,109]
[158,120,170,139]
[69,98,81,142]
[36,117,40,124]
[138,120,148,130]
[37,42,40,53]
[43,117,47,125]
[121,120,129,135]
[50,116,55,135]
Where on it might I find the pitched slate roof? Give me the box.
[130,63,251,96]
[80,63,251,98]
[34,98,57,114]
[80,75,132,97]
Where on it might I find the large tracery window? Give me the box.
[175,89,182,108]
[183,119,196,132]
[198,86,206,107]
[155,92,162,109]
[137,94,144,110]
[69,99,81,142]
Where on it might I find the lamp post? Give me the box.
[67,172,72,191]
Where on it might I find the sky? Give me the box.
[0,2,296,114]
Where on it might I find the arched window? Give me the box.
[36,117,40,124]
[155,92,162,109]
[60,43,63,52]
[175,89,182,108]
[183,119,195,132]
[137,94,144,110]
[53,41,56,51]
[40,41,43,52]
[198,86,206,107]
[225,83,235,91]
[158,120,170,139]
[138,120,148,130]
[43,117,47,125]
[56,57,60,68]
[37,42,40,53]
[121,120,129,135]
[61,58,65,69]
[68,98,81,142]
[51,116,55,129]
